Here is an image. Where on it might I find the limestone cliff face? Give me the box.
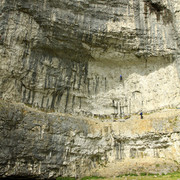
[0,0,180,116]
[0,0,180,179]
[0,100,180,179]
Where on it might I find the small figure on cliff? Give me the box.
[120,75,122,81]
[140,112,143,119]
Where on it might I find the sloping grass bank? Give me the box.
[81,172,180,180]
[56,172,180,180]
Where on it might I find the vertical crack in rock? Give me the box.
[144,0,173,24]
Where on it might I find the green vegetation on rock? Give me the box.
[80,172,180,180]
[56,177,76,180]
[81,176,105,180]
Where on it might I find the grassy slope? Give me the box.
[81,172,180,180]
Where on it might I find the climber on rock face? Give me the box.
[140,112,143,119]
[120,75,122,81]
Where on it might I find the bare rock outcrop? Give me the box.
[0,0,180,116]
[0,100,180,179]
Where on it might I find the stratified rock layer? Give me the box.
[0,0,180,179]
[0,99,180,179]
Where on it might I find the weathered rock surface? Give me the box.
[0,0,180,116]
[0,99,180,179]
[0,0,180,179]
